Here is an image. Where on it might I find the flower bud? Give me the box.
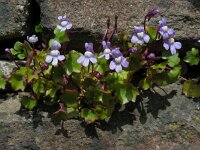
[5,48,11,53]
[147,53,156,60]
[146,9,160,20]
[130,47,137,53]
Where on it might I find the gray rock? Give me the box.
[0,82,200,149]
[0,0,30,40]
[37,0,200,49]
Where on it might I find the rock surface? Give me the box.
[0,82,200,149]
[36,0,200,49]
[0,0,31,41]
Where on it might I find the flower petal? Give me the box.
[57,55,65,61]
[121,58,129,68]
[45,55,53,63]
[115,65,122,72]
[144,35,150,43]
[163,43,169,50]
[77,56,85,64]
[105,54,110,60]
[89,57,97,64]
[170,45,176,55]
[83,58,90,67]
[66,23,72,29]
[52,57,58,66]
[98,54,105,59]
[109,60,116,70]
[131,35,138,44]
[174,42,182,49]
[58,16,63,21]
[102,41,106,49]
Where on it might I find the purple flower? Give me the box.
[163,38,182,55]
[158,18,174,39]
[27,35,38,43]
[146,9,160,20]
[77,43,97,67]
[147,53,156,60]
[131,26,150,45]
[98,41,112,60]
[109,48,129,72]
[57,16,72,31]
[45,40,65,66]
[5,48,10,53]
[130,47,137,53]
[197,39,200,43]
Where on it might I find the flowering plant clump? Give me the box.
[1,10,195,123]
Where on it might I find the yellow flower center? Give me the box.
[61,21,68,26]
[115,57,121,64]
[84,51,93,57]
[104,48,111,53]
[169,38,175,43]
[162,26,168,31]
[137,32,144,38]
[51,50,60,56]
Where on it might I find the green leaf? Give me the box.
[35,24,43,33]
[167,53,180,67]
[146,26,158,40]
[60,90,78,108]
[95,105,111,120]
[81,108,97,123]
[65,108,79,119]
[167,66,181,81]
[94,55,109,75]
[182,80,200,98]
[9,67,27,91]
[14,41,22,51]
[32,79,45,95]
[116,84,139,105]
[52,66,65,83]
[10,48,19,55]
[139,78,152,90]
[0,72,6,90]
[54,28,69,43]
[64,50,82,75]
[17,53,25,59]
[45,86,59,98]
[184,48,199,66]
[21,96,37,110]
[106,70,131,87]
[22,41,32,56]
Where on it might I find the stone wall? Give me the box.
[0,0,200,50]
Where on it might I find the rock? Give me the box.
[0,82,200,149]
[0,0,30,40]
[37,0,200,50]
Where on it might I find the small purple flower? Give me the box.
[45,40,65,66]
[131,26,150,45]
[197,39,200,43]
[158,18,174,39]
[109,48,129,72]
[163,38,182,55]
[147,53,156,60]
[27,35,38,43]
[130,47,137,53]
[5,48,10,53]
[77,42,97,67]
[57,16,72,31]
[146,9,160,20]
[98,41,112,60]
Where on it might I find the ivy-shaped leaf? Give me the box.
[32,78,45,96]
[81,108,97,123]
[182,80,200,98]
[184,48,199,66]
[9,67,26,91]
[35,24,43,33]
[64,50,82,75]
[11,41,25,59]
[54,28,69,43]
[146,26,158,40]
[116,84,139,105]
[21,96,37,110]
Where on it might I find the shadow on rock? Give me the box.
[141,89,176,119]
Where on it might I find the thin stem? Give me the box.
[88,63,91,73]
[99,17,110,49]
[108,15,118,42]
[144,16,147,32]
